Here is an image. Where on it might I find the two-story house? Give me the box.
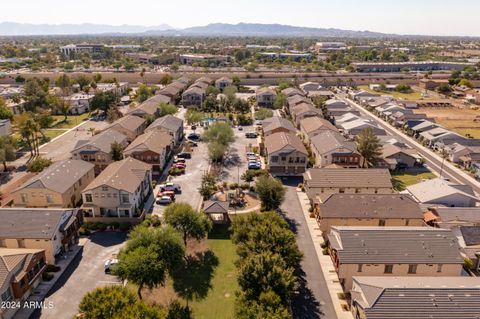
[316,194,425,234]
[303,168,393,204]
[181,86,206,107]
[71,129,129,175]
[0,208,81,264]
[129,94,171,119]
[256,87,277,108]
[299,116,338,144]
[123,130,174,175]
[11,159,95,208]
[310,131,363,168]
[145,114,184,146]
[81,157,152,221]
[215,77,233,91]
[328,226,464,291]
[106,115,147,142]
[261,116,296,136]
[264,131,308,176]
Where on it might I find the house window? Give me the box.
[281,156,286,161]
[300,157,305,163]
[339,188,345,193]
[121,194,130,203]
[379,219,386,226]
[355,188,360,193]
[102,186,108,191]
[1,288,13,302]
[289,157,294,163]
[405,219,410,226]
[85,194,93,203]
[357,264,363,272]
[46,194,53,204]
[17,239,25,248]
[20,193,28,203]
[384,264,393,274]
[408,264,417,274]
[271,156,278,163]
[0,239,5,247]
[437,264,443,272]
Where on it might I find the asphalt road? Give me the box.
[281,177,337,319]
[32,232,126,319]
[337,92,480,194]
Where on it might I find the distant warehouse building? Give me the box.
[353,61,473,72]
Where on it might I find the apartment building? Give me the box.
[264,131,308,176]
[106,115,147,142]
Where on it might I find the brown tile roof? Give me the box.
[291,103,320,117]
[14,159,94,194]
[131,94,170,116]
[310,131,357,155]
[381,143,417,159]
[124,130,173,155]
[256,87,276,95]
[0,248,44,290]
[328,226,462,264]
[108,115,146,133]
[300,117,337,135]
[262,116,296,134]
[319,194,423,219]
[83,157,151,193]
[304,168,393,189]
[72,129,128,154]
[147,115,183,133]
[264,131,307,155]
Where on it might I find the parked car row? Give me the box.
[156,182,182,205]
[247,152,261,170]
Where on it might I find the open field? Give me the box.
[391,170,436,191]
[413,107,480,138]
[359,85,422,100]
[52,114,91,129]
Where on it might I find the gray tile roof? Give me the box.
[264,131,307,155]
[107,115,146,133]
[310,130,356,155]
[304,168,393,189]
[72,129,128,154]
[0,208,76,239]
[406,178,478,204]
[351,276,480,319]
[147,115,183,133]
[319,194,423,219]
[130,94,170,116]
[328,226,463,264]
[124,130,173,155]
[203,201,229,213]
[262,116,296,134]
[15,159,94,194]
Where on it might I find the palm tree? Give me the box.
[19,120,34,157]
[356,128,383,168]
[59,99,70,122]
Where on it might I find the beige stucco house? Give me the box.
[106,115,147,142]
[264,131,308,176]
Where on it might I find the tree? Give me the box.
[27,157,52,172]
[185,109,203,125]
[23,78,48,111]
[116,226,185,299]
[136,84,153,102]
[0,98,13,120]
[223,86,238,104]
[459,78,473,88]
[164,202,212,246]
[76,75,91,91]
[232,98,250,114]
[59,99,70,122]
[437,84,452,96]
[255,175,286,211]
[159,74,173,86]
[255,108,273,120]
[55,74,72,96]
[14,75,25,83]
[90,91,117,112]
[199,172,217,200]
[203,122,235,146]
[208,141,227,162]
[34,111,54,139]
[0,136,17,171]
[110,142,124,161]
[159,103,177,116]
[170,63,180,72]
[206,85,220,96]
[356,127,383,167]
[93,73,102,83]
[107,107,120,123]
[235,291,290,319]
[232,76,240,87]
[274,93,287,109]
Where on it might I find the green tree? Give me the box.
[459,78,473,88]
[55,74,72,96]
[208,141,227,162]
[235,291,290,319]
[198,172,217,200]
[90,91,118,112]
[159,74,173,86]
[206,85,220,96]
[93,73,102,83]
[27,157,52,172]
[437,84,452,96]
[23,78,48,111]
[0,97,13,120]
[0,136,17,171]
[164,202,212,246]
[203,122,235,146]
[255,175,286,211]
[170,63,180,72]
[185,109,203,125]
[76,75,91,91]
[136,84,153,102]
[223,86,238,104]
[255,108,273,120]
[274,93,287,109]
[232,98,250,114]
[356,127,383,167]
[159,103,177,116]
[110,142,124,161]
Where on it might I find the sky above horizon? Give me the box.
[1,0,479,36]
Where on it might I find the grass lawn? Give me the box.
[51,113,90,129]
[452,128,480,139]
[359,85,422,101]
[391,170,436,191]
[43,129,67,140]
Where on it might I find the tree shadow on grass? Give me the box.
[171,250,220,303]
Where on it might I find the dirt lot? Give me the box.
[414,107,480,138]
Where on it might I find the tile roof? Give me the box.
[83,157,151,193]
[147,115,183,133]
[108,115,146,133]
[310,130,357,155]
[131,94,170,116]
[72,129,128,154]
[0,248,44,290]
[328,226,463,264]
[124,130,173,155]
[256,87,276,95]
[304,168,393,189]
[262,116,296,134]
[15,160,94,194]
[300,117,338,135]
[264,131,307,155]
[319,194,423,219]
[0,208,76,239]
[203,201,229,213]
[406,178,478,204]
[351,276,480,319]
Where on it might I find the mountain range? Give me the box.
[0,22,437,38]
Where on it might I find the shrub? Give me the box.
[337,292,346,300]
[119,222,131,231]
[464,257,474,269]
[229,183,239,190]
[42,272,54,281]
[110,222,120,230]
[322,247,329,255]
[27,157,52,172]
[79,227,90,236]
[222,181,228,189]
[240,183,250,190]
[46,264,61,272]
[249,186,256,192]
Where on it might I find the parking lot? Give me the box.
[34,232,126,319]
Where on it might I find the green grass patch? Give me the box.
[51,113,90,129]
[453,128,480,139]
[43,129,67,140]
[391,170,436,191]
[189,225,238,319]
[359,85,422,101]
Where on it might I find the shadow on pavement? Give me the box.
[292,268,323,319]
[89,231,127,247]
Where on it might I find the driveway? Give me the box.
[281,177,337,319]
[32,232,126,319]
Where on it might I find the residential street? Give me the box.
[281,178,337,319]
[337,92,480,194]
[32,232,126,319]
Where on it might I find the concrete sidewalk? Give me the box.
[296,190,353,319]
[14,239,86,319]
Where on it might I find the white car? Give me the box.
[104,258,118,273]
[156,196,173,205]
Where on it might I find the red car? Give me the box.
[157,190,175,200]
[174,163,186,169]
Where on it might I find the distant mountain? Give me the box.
[174,23,393,38]
[0,22,173,36]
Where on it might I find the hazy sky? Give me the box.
[1,0,479,36]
